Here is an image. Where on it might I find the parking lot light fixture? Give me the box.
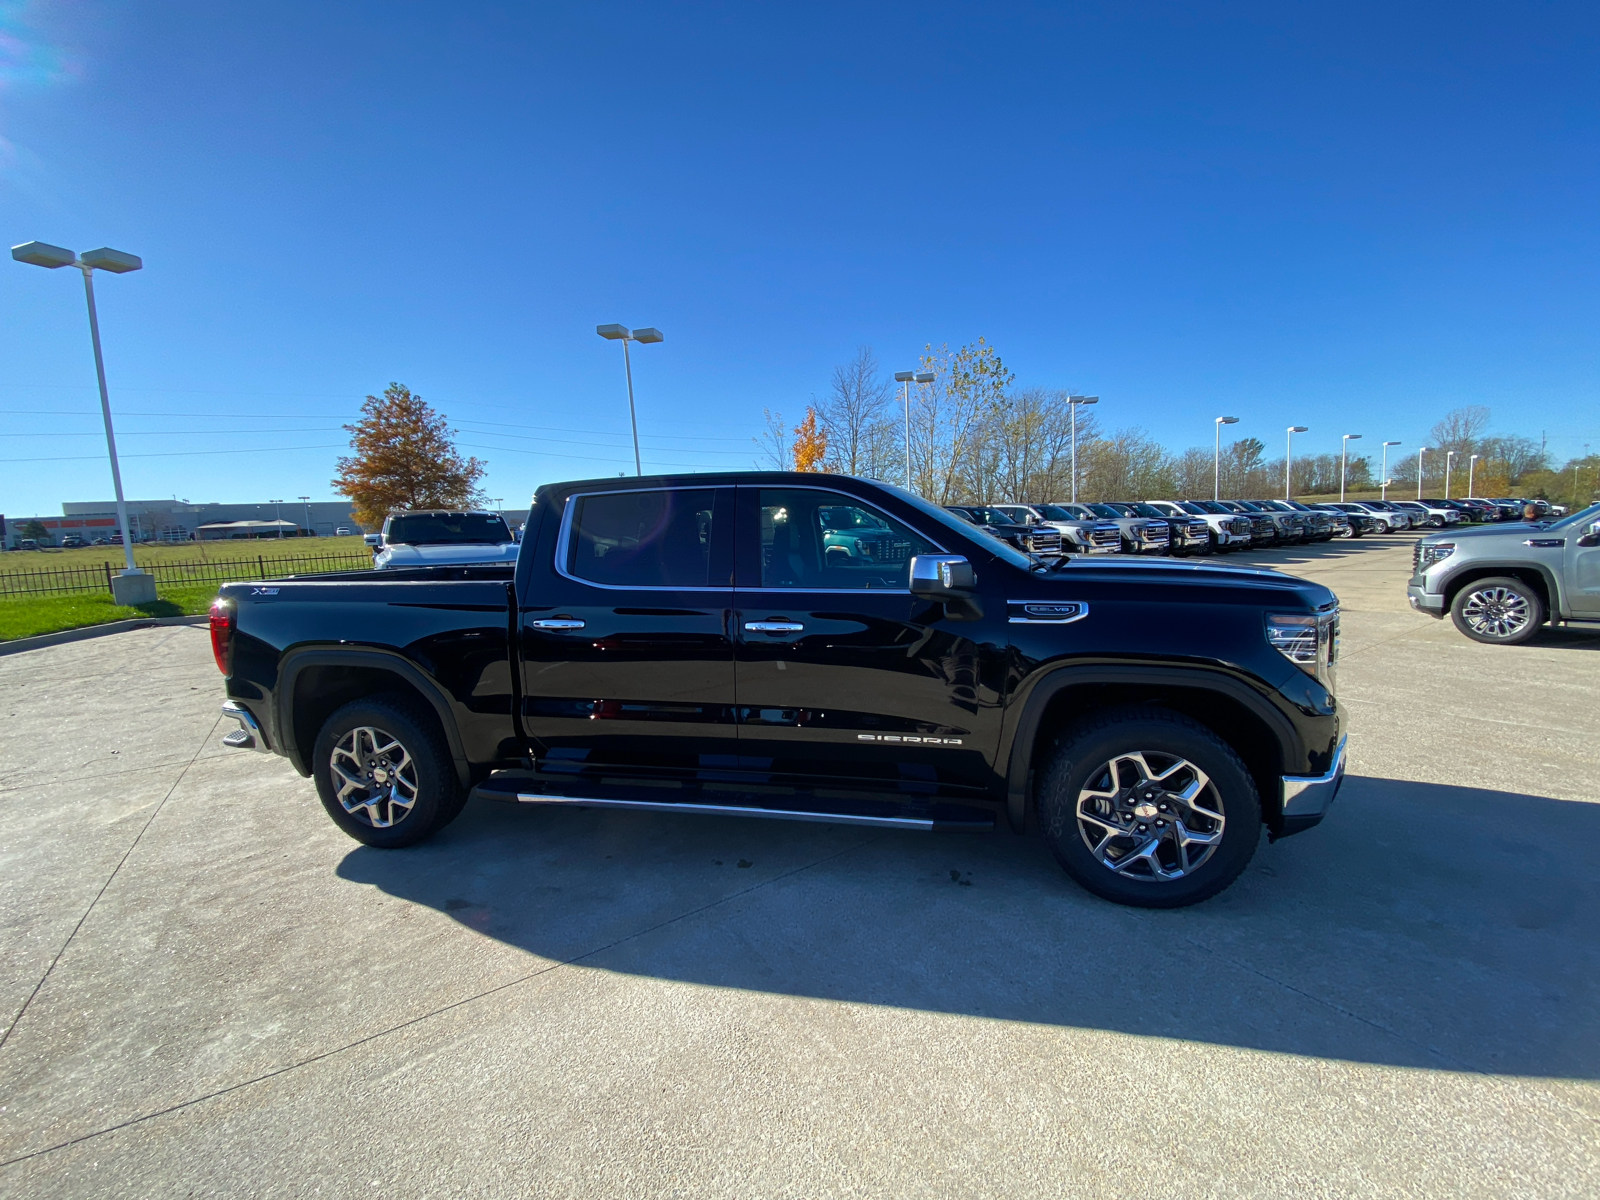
[12,240,145,579]
[1214,416,1241,501]
[271,499,285,539]
[1380,441,1402,500]
[299,496,311,537]
[1069,396,1099,502]
[596,324,664,475]
[1468,453,1480,498]
[1444,449,1458,499]
[894,371,934,489]
[1285,426,1309,499]
[1341,434,1363,502]
[1417,447,1431,500]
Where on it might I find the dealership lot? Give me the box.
[1,534,1596,1197]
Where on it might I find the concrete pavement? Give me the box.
[1,536,1596,1197]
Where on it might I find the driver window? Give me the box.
[758,489,935,590]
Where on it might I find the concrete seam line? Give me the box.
[0,831,883,1169]
[0,715,224,1058]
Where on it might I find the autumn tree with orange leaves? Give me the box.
[792,407,829,472]
[333,383,487,530]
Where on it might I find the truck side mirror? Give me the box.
[909,555,976,599]
[1578,520,1600,547]
[363,533,382,548]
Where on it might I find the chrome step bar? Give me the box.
[513,791,984,831]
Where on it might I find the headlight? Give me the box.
[1419,543,1455,567]
[1266,611,1339,692]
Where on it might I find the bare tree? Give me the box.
[909,339,1014,504]
[820,347,896,478]
[753,408,790,469]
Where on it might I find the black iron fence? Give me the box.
[0,551,374,598]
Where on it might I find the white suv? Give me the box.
[1392,500,1461,529]
[367,510,521,569]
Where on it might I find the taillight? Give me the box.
[209,598,235,675]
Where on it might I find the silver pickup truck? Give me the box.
[1407,502,1600,644]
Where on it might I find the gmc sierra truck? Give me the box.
[212,472,1346,909]
[1407,502,1600,644]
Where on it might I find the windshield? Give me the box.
[965,506,1013,525]
[1033,504,1076,521]
[881,485,1034,569]
[819,506,890,532]
[1126,503,1168,518]
[385,512,513,545]
[1543,502,1600,530]
[1253,501,1290,512]
[1086,504,1124,519]
[1175,501,1209,515]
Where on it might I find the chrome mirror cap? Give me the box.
[909,554,976,598]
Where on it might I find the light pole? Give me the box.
[1214,416,1241,501]
[1069,396,1099,502]
[894,370,935,490]
[1467,454,1479,498]
[11,240,149,600]
[1285,426,1309,499]
[1340,433,1363,502]
[1380,441,1401,500]
[1444,450,1457,499]
[596,324,664,476]
[299,496,311,538]
[1416,447,1430,500]
[271,499,285,539]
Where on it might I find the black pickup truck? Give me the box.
[212,472,1346,908]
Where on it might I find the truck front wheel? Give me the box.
[1450,576,1544,645]
[312,696,467,848]
[1037,707,1261,908]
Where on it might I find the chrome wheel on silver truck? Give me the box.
[1450,577,1544,646]
[1038,707,1260,908]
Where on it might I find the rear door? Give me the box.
[1566,521,1600,616]
[519,486,737,776]
[731,485,998,797]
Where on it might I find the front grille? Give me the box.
[1412,541,1423,572]
[1090,525,1120,548]
[1230,517,1251,535]
[1250,516,1273,537]
[1141,523,1170,546]
[1025,529,1062,554]
[864,536,914,562]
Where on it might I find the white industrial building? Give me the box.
[2,499,363,548]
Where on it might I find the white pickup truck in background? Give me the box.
[365,510,522,569]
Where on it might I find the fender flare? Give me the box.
[1436,560,1566,617]
[277,647,472,786]
[999,663,1305,833]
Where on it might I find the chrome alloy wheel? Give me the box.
[1461,586,1532,640]
[1076,752,1225,881]
[329,726,419,828]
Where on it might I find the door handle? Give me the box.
[744,620,805,635]
[529,618,586,630]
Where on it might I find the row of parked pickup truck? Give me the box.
[941,497,1452,559]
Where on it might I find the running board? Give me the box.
[512,792,991,831]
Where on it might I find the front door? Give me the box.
[731,485,998,798]
[519,485,737,778]
[1568,520,1600,616]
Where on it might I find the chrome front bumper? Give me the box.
[1279,735,1347,835]
[221,700,270,752]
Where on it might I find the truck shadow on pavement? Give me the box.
[338,774,1598,1079]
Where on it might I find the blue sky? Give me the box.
[2,1,1597,516]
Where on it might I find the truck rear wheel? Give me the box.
[1450,576,1544,645]
[1037,707,1261,908]
[312,696,467,848]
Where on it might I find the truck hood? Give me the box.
[1419,522,1545,544]
[1032,555,1337,608]
[374,542,520,568]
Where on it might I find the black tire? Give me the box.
[312,695,467,847]
[1037,706,1261,908]
[1449,576,1545,646]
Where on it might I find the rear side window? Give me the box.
[568,489,717,588]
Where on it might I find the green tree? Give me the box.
[19,520,47,540]
[332,384,487,531]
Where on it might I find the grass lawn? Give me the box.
[0,583,220,643]
[1,535,372,571]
